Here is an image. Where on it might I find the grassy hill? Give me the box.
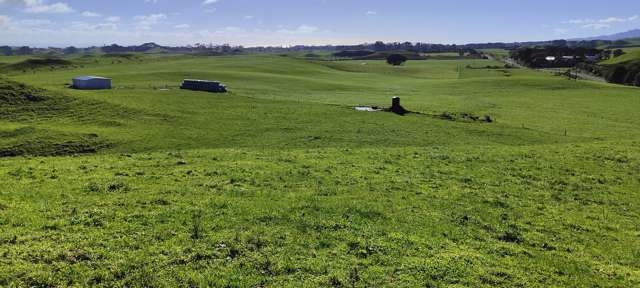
[600,47,640,65]
[0,53,639,287]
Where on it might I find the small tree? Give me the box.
[613,49,625,58]
[606,66,628,84]
[373,41,386,51]
[386,54,408,66]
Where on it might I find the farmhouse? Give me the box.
[72,76,112,90]
[180,79,227,93]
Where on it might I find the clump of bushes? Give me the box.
[386,54,408,66]
[605,62,640,86]
[606,66,628,84]
[438,112,494,123]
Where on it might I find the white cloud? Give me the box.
[564,19,592,24]
[81,11,101,17]
[174,23,190,29]
[366,11,377,16]
[582,23,610,30]
[564,14,638,29]
[18,18,52,27]
[134,13,166,30]
[202,0,219,5]
[224,26,243,32]
[243,15,254,20]
[70,21,118,31]
[598,17,625,23]
[0,15,11,29]
[23,0,74,14]
[0,23,359,48]
[144,0,158,3]
[105,16,120,22]
[277,25,319,35]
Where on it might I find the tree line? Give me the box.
[510,46,640,86]
[4,37,635,56]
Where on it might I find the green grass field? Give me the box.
[1,54,639,287]
[601,47,640,65]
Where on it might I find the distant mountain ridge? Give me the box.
[572,29,640,41]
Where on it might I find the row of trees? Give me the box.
[0,46,34,56]
[510,47,604,68]
[334,41,509,54]
[511,46,639,86]
[1,39,635,59]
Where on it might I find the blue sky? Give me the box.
[0,0,639,47]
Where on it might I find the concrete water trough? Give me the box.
[354,97,409,115]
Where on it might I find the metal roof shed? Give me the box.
[72,76,112,90]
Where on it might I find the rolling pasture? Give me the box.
[601,47,640,65]
[0,53,639,287]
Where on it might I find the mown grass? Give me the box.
[0,53,639,287]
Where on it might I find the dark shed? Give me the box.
[72,76,112,90]
[180,79,227,93]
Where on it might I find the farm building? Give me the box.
[72,76,112,90]
[180,79,227,93]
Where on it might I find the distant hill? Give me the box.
[101,42,170,53]
[573,29,640,41]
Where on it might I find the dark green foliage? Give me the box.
[15,46,33,55]
[333,50,375,58]
[63,46,78,55]
[361,51,425,60]
[606,66,628,84]
[386,54,408,66]
[511,46,602,68]
[333,50,426,61]
[0,46,12,56]
[613,49,625,57]
[635,73,640,86]
[624,70,639,84]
